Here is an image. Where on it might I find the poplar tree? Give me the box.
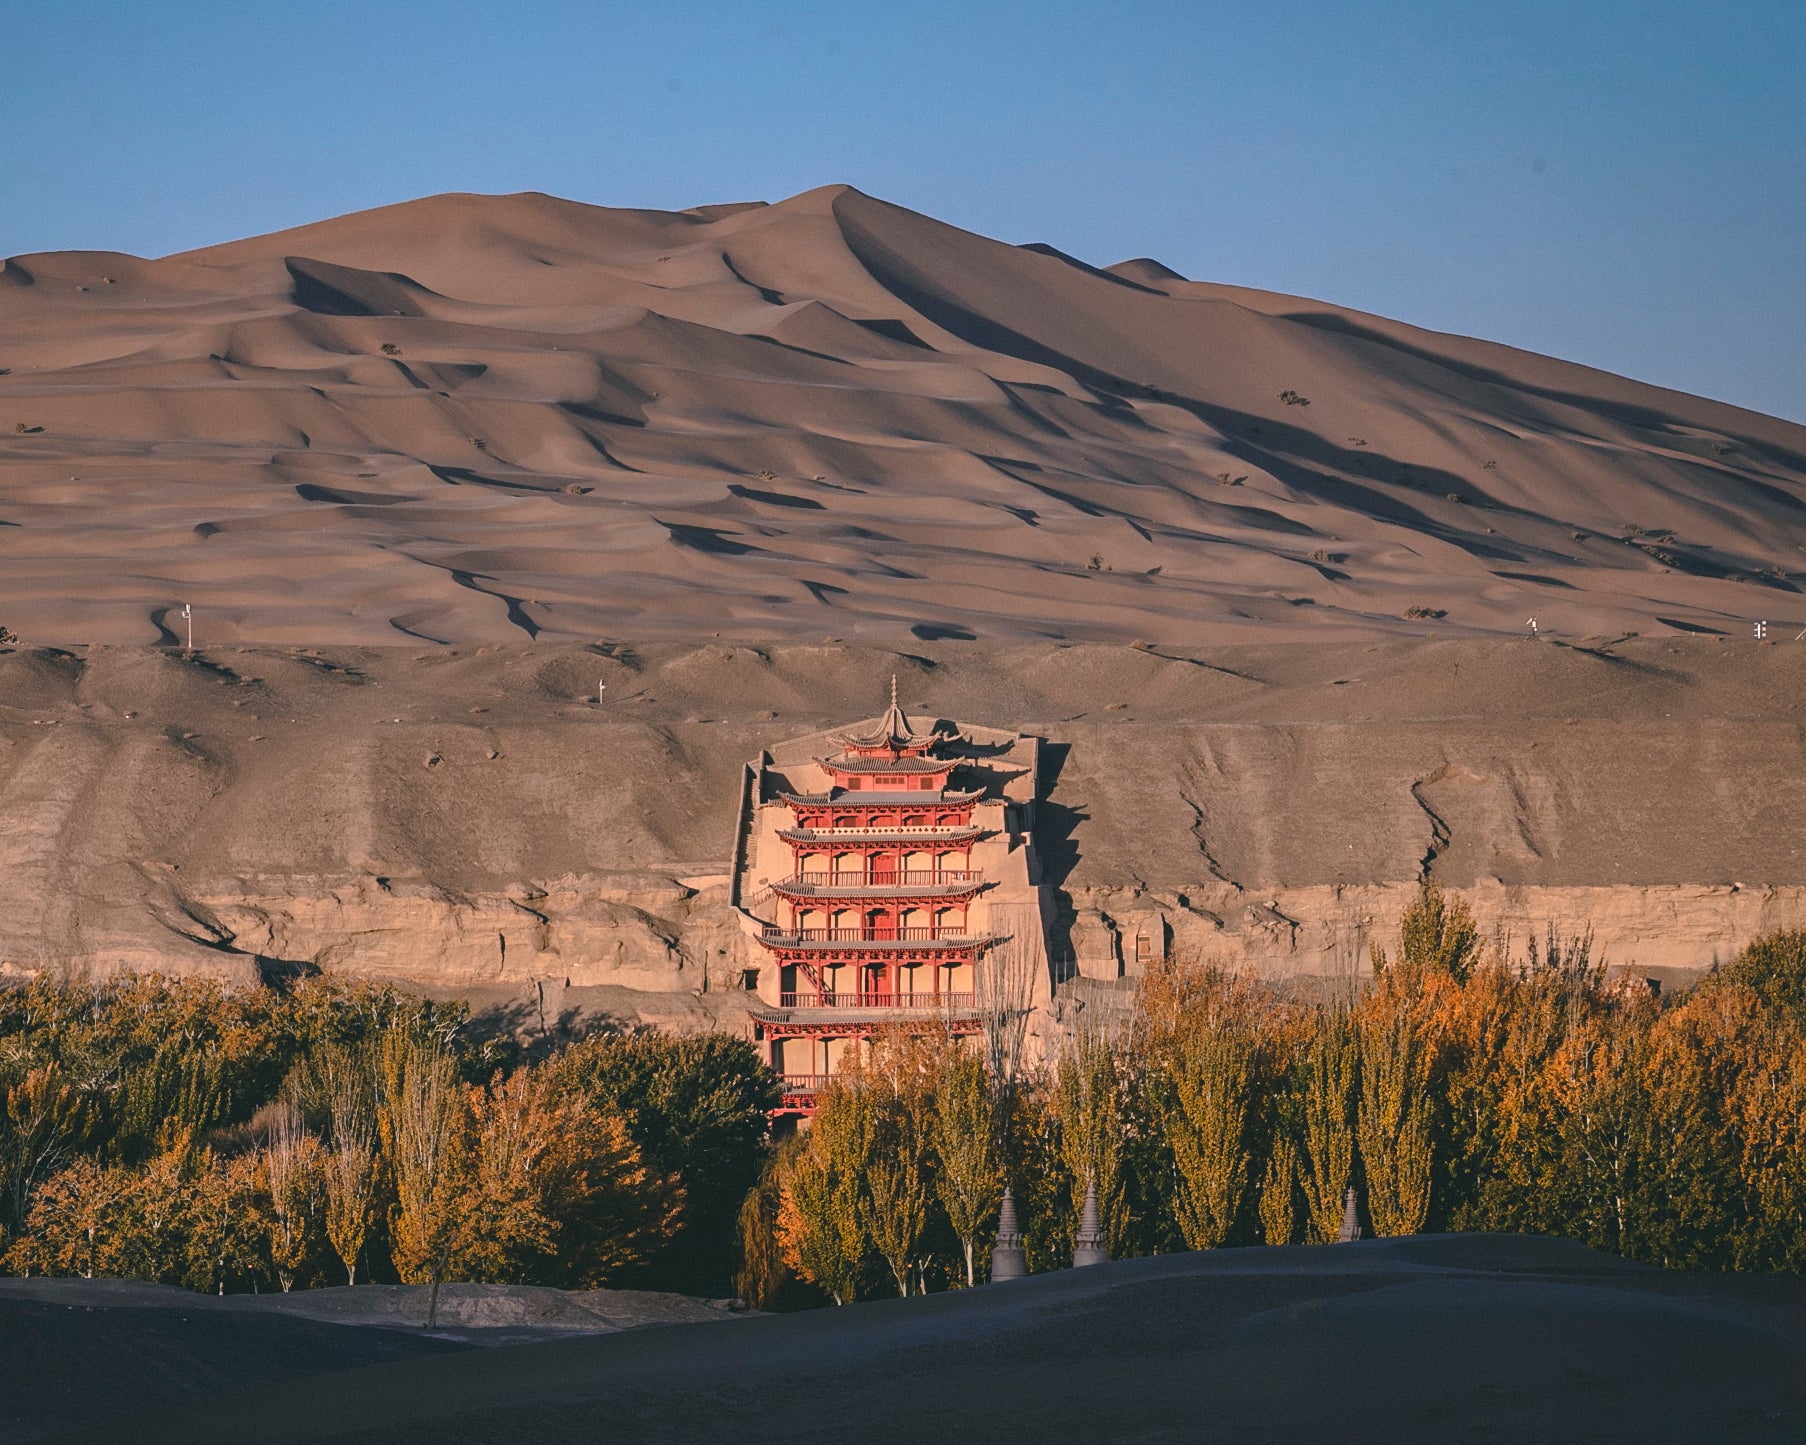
[934,1048,1000,1286]
[1298,1012,1359,1244]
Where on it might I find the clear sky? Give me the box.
[6,0,1802,421]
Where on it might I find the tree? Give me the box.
[1357,986,1443,1237]
[1710,930,1806,1022]
[776,1079,870,1305]
[5,1157,126,1278]
[860,1037,936,1297]
[184,1149,268,1295]
[262,1107,326,1292]
[546,1032,775,1294]
[323,1116,378,1286]
[1163,1023,1256,1250]
[1298,1012,1359,1244]
[1258,1135,1301,1246]
[1052,1029,1127,1260]
[933,1048,1000,1286]
[734,1142,793,1311]
[377,1036,465,1327]
[0,1064,91,1237]
[1375,877,1482,983]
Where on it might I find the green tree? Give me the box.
[777,1079,870,1304]
[933,1048,1000,1286]
[548,1032,775,1294]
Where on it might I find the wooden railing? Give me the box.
[780,992,977,1010]
[763,926,975,944]
[778,1074,830,1093]
[779,870,983,889]
[781,825,974,837]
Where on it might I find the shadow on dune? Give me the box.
[48,1235,1806,1445]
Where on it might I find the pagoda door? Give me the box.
[870,851,898,885]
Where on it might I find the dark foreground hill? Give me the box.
[22,1236,1806,1444]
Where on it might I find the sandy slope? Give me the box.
[2,187,1804,647]
[36,1236,1806,1444]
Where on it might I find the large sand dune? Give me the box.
[3,186,1805,647]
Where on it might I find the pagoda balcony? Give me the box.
[772,870,986,898]
[778,1073,830,1093]
[779,991,977,1011]
[761,925,986,947]
[781,788,984,808]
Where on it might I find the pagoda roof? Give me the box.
[834,677,964,753]
[818,755,955,775]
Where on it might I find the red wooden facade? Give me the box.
[751,684,990,1118]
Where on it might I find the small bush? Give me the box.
[1279,390,1310,407]
[380,342,401,357]
[1403,605,1446,620]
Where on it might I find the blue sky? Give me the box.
[6,0,1802,420]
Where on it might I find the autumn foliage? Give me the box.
[0,978,774,1296]
[762,883,1806,1303]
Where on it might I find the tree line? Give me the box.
[0,977,776,1309]
[747,884,1806,1305]
[5,885,1804,1311]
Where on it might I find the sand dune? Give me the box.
[2,186,1803,647]
[36,1236,1806,1444]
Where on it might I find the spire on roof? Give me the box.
[835,676,946,751]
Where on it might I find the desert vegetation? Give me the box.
[750,883,1806,1305]
[3,886,1804,1310]
[0,980,775,1304]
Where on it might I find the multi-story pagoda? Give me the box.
[734,681,1052,1118]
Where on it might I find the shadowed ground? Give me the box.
[21,1235,1806,1444]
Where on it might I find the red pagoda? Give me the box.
[746,680,998,1117]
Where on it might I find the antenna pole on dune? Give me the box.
[181,603,193,650]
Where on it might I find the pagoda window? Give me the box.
[831,813,855,828]
[773,1037,814,1075]
[901,906,932,932]
[936,812,961,826]
[832,853,861,879]
[902,814,927,828]
[904,849,935,873]
[940,961,975,997]
[822,1036,855,1076]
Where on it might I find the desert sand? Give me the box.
[2,187,1804,649]
[17,1236,1804,1444]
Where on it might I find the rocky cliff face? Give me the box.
[2,637,1800,1007]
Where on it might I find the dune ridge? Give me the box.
[2,186,1804,646]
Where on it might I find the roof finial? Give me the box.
[889,673,898,710]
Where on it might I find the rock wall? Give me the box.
[2,638,1802,1000]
